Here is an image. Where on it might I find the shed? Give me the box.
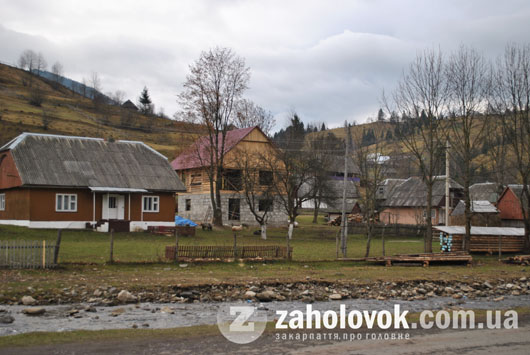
[433,226,525,253]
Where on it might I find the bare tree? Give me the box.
[385,48,448,252]
[444,45,490,251]
[51,61,64,87]
[351,127,387,257]
[18,49,37,72]
[234,99,276,136]
[306,131,344,223]
[35,52,47,74]
[178,47,250,226]
[90,72,102,98]
[491,43,530,251]
[232,148,276,239]
[110,90,126,105]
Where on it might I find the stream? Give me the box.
[1,295,530,336]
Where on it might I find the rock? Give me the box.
[426,291,435,297]
[93,289,103,297]
[0,314,15,324]
[160,306,175,314]
[520,277,527,282]
[329,293,342,300]
[180,291,194,299]
[452,293,463,299]
[132,324,138,329]
[376,296,386,301]
[256,290,276,302]
[142,323,150,328]
[117,290,137,303]
[506,283,514,289]
[244,291,256,299]
[21,296,36,305]
[67,309,79,316]
[484,281,493,289]
[444,287,455,294]
[179,264,188,268]
[512,290,521,296]
[84,306,97,312]
[22,307,46,315]
[111,308,126,316]
[416,288,427,295]
[493,296,504,302]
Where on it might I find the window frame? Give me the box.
[55,193,78,212]
[142,195,160,213]
[185,199,191,211]
[258,198,273,212]
[259,170,273,186]
[0,193,5,211]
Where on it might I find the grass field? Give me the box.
[0,214,528,295]
[0,215,431,263]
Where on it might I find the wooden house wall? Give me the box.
[0,188,30,220]
[0,151,22,190]
[498,189,524,220]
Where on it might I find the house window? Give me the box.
[56,194,77,212]
[224,170,242,191]
[142,196,160,212]
[0,193,5,211]
[185,199,191,211]
[190,173,202,186]
[258,199,273,212]
[259,170,273,186]
[108,196,117,209]
[228,198,240,220]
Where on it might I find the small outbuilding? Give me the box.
[433,226,525,253]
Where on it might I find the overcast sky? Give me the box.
[1,0,529,129]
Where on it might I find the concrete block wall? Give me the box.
[177,193,289,227]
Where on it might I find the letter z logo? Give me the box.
[229,306,255,332]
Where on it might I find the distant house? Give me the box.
[171,126,288,226]
[450,200,500,226]
[301,155,360,214]
[122,100,138,111]
[469,182,502,204]
[379,176,463,225]
[0,133,185,231]
[376,178,406,201]
[497,185,528,228]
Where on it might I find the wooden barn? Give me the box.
[434,226,525,253]
[0,133,185,231]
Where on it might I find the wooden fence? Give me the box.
[348,223,426,237]
[165,245,292,260]
[0,240,57,269]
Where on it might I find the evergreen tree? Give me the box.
[377,108,385,122]
[320,122,326,131]
[138,86,153,115]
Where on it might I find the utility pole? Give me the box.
[340,121,350,257]
[445,140,450,226]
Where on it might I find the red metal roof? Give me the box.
[171,126,257,170]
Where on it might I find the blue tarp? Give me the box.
[175,216,198,227]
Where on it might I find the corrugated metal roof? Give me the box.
[452,200,498,215]
[383,176,463,207]
[469,182,500,203]
[7,133,185,192]
[434,226,524,236]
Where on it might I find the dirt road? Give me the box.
[1,324,529,355]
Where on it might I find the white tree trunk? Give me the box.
[260,224,267,240]
[288,223,294,240]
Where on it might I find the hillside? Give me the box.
[0,63,202,159]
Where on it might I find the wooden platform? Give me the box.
[165,245,292,261]
[364,252,472,267]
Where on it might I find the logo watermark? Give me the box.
[217,304,268,344]
[217,304,518,344]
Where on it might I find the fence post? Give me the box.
[233,231,237,259]
[109,229,114,264]
[53,229,62,265]
[382,225,386,256]
[42,240,46,268]
[174,228,179,263]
